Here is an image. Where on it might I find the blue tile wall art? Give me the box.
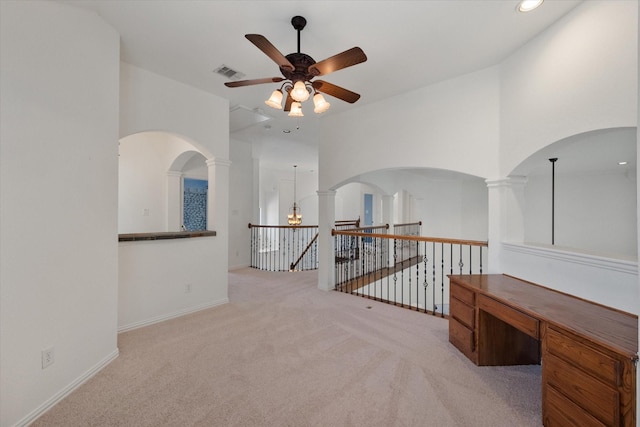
[183,178,207,231]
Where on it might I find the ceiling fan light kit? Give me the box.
[291,80,310,102]
[518,0,544,12]
[289,102,304,117]
[225,15,367,116]
[313,93,330,114]
[265,89,284,109]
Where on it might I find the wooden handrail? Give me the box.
[335,218,360,226]
[248,223,318,229]
[249,219,360,230]
[394,221,422,227]
[290,232,319,271]
[332,228,488,247]
[340,224,389,232]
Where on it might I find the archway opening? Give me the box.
[119,131,208,233]
[511,127,637,258]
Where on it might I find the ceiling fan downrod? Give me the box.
[291,16,306,54]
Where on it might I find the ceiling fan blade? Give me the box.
[312,80,360,104]
[308,47,367,77]
[245,34,294,71]
[284,91,293,112]
[224,77,284,88]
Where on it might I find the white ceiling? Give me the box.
[64,0,584,171]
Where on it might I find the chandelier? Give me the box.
[287,165,302,225]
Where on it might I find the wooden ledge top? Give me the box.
[118,230,216,242]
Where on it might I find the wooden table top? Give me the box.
[449,274,638,360]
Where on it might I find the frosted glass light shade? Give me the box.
[288,101,303,117]
[517,0,543,12]
[313,93,330,113]
[290,80,310,102]
[265,90,283,109]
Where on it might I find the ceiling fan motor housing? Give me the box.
[281,53,316,84]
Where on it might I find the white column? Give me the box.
[206,158,231,232]
[166,171,183,231]
[382,194,394,267]
[381,195,394,230]
[252,157,260,224]
[317,190,336,291]
[395,190,405,224]
[485,176,527,273]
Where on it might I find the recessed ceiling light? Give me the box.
[282,129,291,134]
[618,161,628,165]
[517,0,544,12]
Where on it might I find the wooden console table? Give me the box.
[448,274,637,427]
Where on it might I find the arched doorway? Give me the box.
[119,131,208,233]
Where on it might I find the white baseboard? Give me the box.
[16,348,119,427]
[117,298,229,333]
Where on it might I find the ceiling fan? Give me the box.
[224,16,367,116]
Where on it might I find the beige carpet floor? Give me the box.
[33,268,542,426]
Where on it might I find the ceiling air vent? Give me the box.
[214,64,245,81]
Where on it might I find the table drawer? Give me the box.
[547,327,620,387]
[450,281,474,306]
[449,317,474,357]
[544,384,607,427]
[478,294,539,339]
[544,353,619,426]
[451,296,474,329]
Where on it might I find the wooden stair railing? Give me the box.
[336,255,423,293]
[289,232,319,271]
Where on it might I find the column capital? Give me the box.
[166,170,183,177]
[485,175,528,189]
[206,158,232,168]
[316,190,337,198]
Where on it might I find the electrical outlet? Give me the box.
[42,347,54,369]
[185,283,192,293]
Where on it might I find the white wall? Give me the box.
[335,182,383,225]
[334,170,488,241]
[118,238,228,331]
[259,166,318,226]
[118,61,230,337]
[318,1,637,312]
[182,155,208,179]
[491,0,638,311]
[0,2,120,426]
[502,243,637,314]
[119,63,228,159]
[524,169,637,258]
[119,132,206,233]
[499,0,638,176]
[320,66,500,190]
[229,138,254,269]
[336,183,364,223]
[461,179,489,241]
